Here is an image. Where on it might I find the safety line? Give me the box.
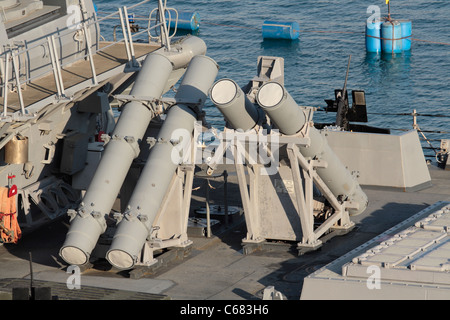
[315,108,450,118]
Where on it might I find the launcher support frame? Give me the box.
[132,162,195,268]
[222,118,356,255]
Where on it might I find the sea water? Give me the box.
[95,0,450,157]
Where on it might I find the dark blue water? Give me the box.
[95,0,450,156]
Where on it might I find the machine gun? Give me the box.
[322,56,389,134]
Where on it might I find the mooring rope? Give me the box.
[97,12,450,46]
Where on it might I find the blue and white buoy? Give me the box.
[262,21,300,40]
[381,20,402,53]
[400,20,412,51]
[165,11,200,31]
[365,18,412,53]
[365,19,383,53]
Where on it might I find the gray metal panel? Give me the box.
[60,132,89,175]
[3,0,99,83]
[324,130,432,190]
[257,166,302,241]
[301,275,450,300]
[344,229,450,285]
[72,142,103,190]
[301,201,450,300]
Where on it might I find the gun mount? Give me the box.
[320,56,390,134]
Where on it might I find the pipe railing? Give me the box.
[0,0,170,118]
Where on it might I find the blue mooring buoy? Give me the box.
[381,20,402,53]
[165,11,200,31]
[365,19,383,53]
[365,19,412,53]
[400,20,412,51]
[262,21,300,40]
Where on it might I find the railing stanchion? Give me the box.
[11,52,25,114]
[123,6,136,61]
[3,52,10,117]
[118,7,132,62]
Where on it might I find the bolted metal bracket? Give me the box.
[67,209,77,222]
[146,137,156,149]
[91,211,102,219]
[113,212,123,224]
[137,214,148,223]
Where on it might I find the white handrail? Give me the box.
[118,7,132,62]
[164,7,179,39]
[50,35,65,98]
[0,0,169,114]
[147,2,177,48]
[12,51,25,114]
[47,36,62,97]
[2,52,10,117]
[11,52,25,114]
[158,0,171,50]
[80,0,98,85]
[83,22,98,85]
[123,6,136,62]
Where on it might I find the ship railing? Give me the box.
[0,0,171,121]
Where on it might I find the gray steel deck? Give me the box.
[0,163,449,300]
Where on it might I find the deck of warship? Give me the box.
[0,161,449,301]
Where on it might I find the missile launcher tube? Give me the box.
[256,82,368,216]
[164,36,207,69]
[106,55,219,270]
[210,79,260,132]
[256,81,306,135]
[299,128,368,216]
[59,53,174,266]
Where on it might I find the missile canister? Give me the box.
[106,55,219,270]
[59,53,174,266]
[210,78,261,132]
[256,81,306,135]
[256,82,368,216]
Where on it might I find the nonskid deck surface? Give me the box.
[0,278,169,300]
[0,164,449,300]
[0,42,159,112]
